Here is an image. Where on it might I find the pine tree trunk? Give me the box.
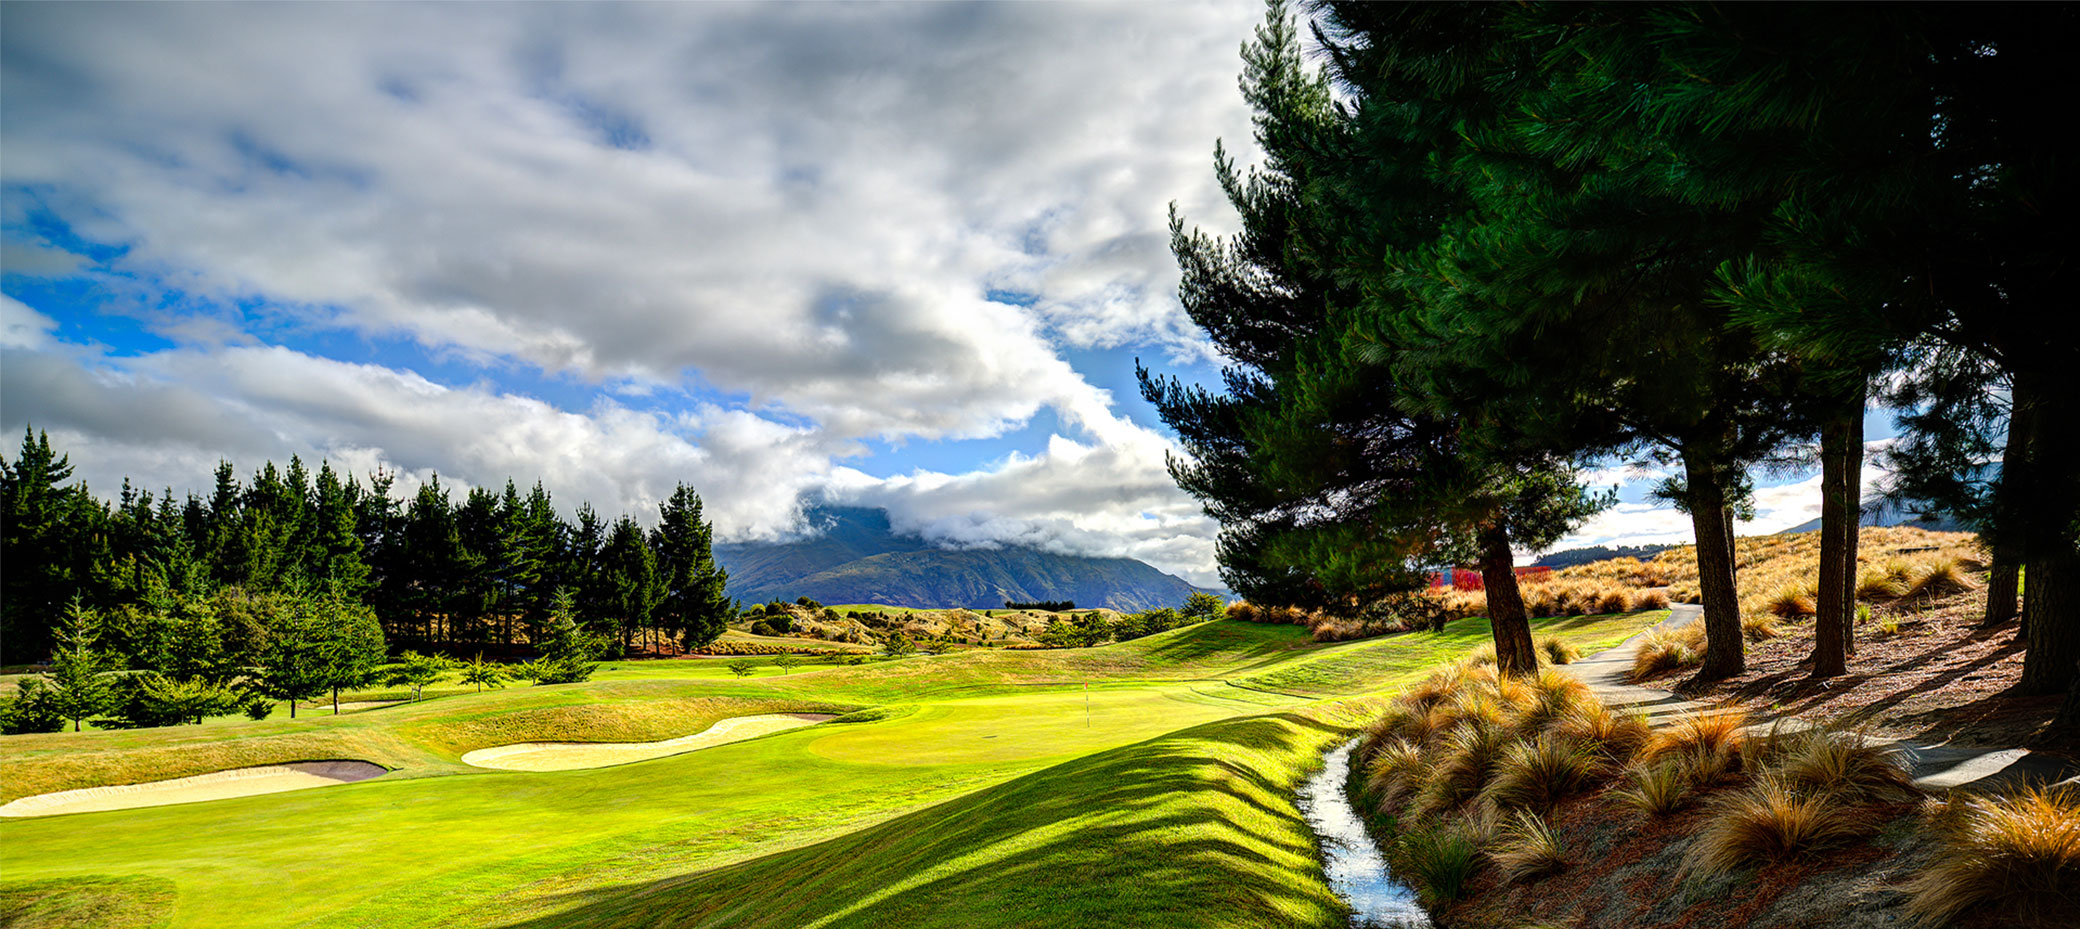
[1985,381,2032,627]
[1685,450,1745,681]
[2017,376,2078,695]
[1478,524,1537,677]
[1813,386,1864,678]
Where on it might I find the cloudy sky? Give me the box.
[0,2,1869,586]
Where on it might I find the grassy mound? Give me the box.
[450,706,1371,929]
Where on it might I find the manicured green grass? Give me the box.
[0,616,1639,929]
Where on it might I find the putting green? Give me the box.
[463,713,835,770]
[804,688,1243,766]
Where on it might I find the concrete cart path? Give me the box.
[1558,603,2078,791]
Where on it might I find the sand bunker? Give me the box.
[461,713,834,771]
[0,761,386,819]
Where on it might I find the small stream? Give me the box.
[1297,739,1431,929]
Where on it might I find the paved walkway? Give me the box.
[1560,604,2079,791]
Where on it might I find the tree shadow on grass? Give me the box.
[485,711,1354,929]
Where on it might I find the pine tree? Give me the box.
[45,597,115,731]
[652,485,731,651]
[2,427,84,662]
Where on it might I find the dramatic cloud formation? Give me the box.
[3,2,1263,585]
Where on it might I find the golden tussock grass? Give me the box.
[1681,775,1875,879]
[1614,759,1697,818]
[1537,637,1581,665]
[1906,784,2080,927]
[1766,729,1916,804]
[1492,810,1568,883]
[1630,622,1706,681]
[1482,733,1601,812]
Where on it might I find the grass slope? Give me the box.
[1,614,1657,929]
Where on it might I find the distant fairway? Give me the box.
[0,613,1656,929]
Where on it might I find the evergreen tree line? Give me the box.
[1147,2,2078,717]
[1,428,734,667]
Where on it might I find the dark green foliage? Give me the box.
[652,486,731,650]
[97,672,240,728]
[0,429,735,669]
[1,678,67,734]
[1005,600,1074,611]
[1181,592,1225,623]
[1037,612,1115,649]
[879,631,917,658]
[531,588,601,684]
[384,651,454,701]
[44,597,116,731]
[795,596,822,610]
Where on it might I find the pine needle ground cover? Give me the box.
[0,613,1652,929]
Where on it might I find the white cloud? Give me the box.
[0,1,1266,582]
[1,1,1252,440]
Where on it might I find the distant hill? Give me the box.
[1775,507,1968,535]
[714,506,1217,612]
[1532,543,1677,569]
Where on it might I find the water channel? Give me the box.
[1296,739,1432,929]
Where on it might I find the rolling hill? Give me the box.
[714,506,1216,612]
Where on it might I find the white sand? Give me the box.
[461,713,834,771]
[0,760,387,818]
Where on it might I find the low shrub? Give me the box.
[1682,776,1874,879]
[1905,784,2080,927]
[1492,811,1568,883]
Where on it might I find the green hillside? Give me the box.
[0,612,1658,929]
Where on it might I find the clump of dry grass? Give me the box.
[1906,785,2080,927]
[1615,759,1697,818]
[1365,738,1431,810]
[1630,622,1706,681]
[1633,589,1671,610]
[1767,582,1818,618]
[1645,710,1748,789]
[1742,613,1783,642]
[1552,700,1651,766]
[1768,729,1916,803]
[1417,720,1510,813]
[1856,570,1909,602]
[1682,776,1875,879]
[1461,643,1498,668]
[1515,668,1595,736]
[1492,810,1568,883]
[1904,559,1976,601]
[1537,637,1580,666]
[1483,733,1600,812]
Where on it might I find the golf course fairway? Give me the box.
[0,613,1659,929]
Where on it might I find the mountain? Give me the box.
[1775,508,1967,535]
[714,506,1215,612]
